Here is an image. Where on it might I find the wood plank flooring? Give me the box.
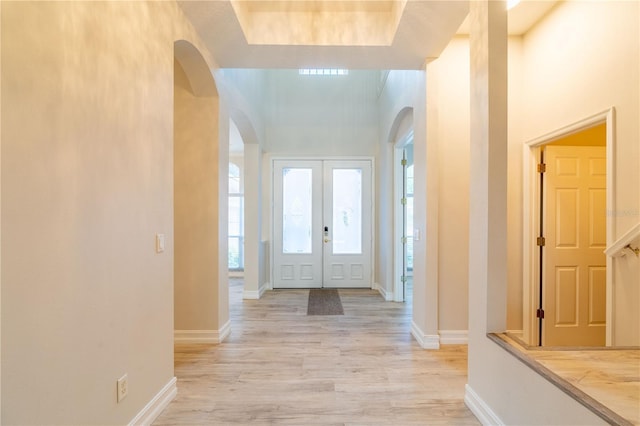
[154,279,478,425]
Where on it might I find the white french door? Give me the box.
[273,159,372,288]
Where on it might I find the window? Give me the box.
[229,163,244,270]
[299,68,349,76]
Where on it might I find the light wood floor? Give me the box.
[154,279,479,425]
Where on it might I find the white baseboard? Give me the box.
[129,377,177,426]
[218,320,231,342]
[410,321,440,349]
[464,384,504,426]
[373,282,393,301]
[439,330,468,344]
[243,290,260,299]
[175,321,231,344]
[243,282,269,300]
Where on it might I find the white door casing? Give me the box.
[523,109,615,347]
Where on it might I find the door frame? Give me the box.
[394,131,413,302]
[269,156,376,289]
[522,108,616,346]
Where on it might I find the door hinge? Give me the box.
[401,159,407,166]
[537,163,546,173]
[536,236,546,247]
[401,275,407,283]
[401,236,408,244]
[401,197,407,205]
[536,308,545,319]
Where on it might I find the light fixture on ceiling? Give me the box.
[507,0,521,10]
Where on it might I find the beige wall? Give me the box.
[378,69,442,344]
[506,37,524,332]
[174,60,221,332]
[429,38,470,332]
[522,0,640,345]
[417,36,524,333]
[1,1,220,423]
[466,0,639,424]
[428,0,639,341]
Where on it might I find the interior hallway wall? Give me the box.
[263,70,379,157]
[377,71,422,300]
[1,1,219,423]
[466,1,639,424]
[522,0,640,345]
[377,37,524,338]
[427,38,470,334]
[174,59,221,334]
[428,36,525,333]
[216,69,267,296]
[378,69,440,345]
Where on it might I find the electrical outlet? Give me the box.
[117,374,128,403]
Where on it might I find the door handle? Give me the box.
[324,238,331,243]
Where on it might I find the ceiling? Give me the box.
[456,0,559,36]
[178,0,469,70]
[179,0,558,71]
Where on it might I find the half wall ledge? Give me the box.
[488,333,638,426]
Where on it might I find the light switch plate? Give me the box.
[156,234,165,253]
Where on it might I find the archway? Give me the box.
[386,102,440,349]
[173,40,229,344]
[227,111,264,300]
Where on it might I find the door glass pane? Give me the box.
[282,168,312,254]
[333,169,362,254]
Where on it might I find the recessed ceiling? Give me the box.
[178,0,469,70]
[178,0,557,70]
[231,0,406,46]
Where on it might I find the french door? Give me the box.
[273,159,372,288]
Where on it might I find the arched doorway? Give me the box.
[173,40,229,344]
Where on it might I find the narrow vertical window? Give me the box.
[229,163,244,270]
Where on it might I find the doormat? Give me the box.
[307,288,344,316]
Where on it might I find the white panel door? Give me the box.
[322,160,372,288]
[273,159,372,288]
[273,160,323,288]
[543,146,606,346]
